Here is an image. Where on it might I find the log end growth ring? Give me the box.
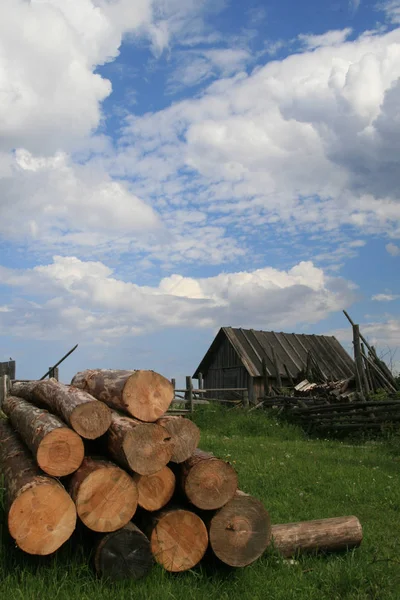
[37,428,84,477]
[123,371,174,422]
[70,401,112,439]
[122,423,174,475]
[186,459,238,510]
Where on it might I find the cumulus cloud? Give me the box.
[386,242,400,256]
[0,256,357,342]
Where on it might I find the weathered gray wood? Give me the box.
[270,346,282,388]
[0,360,16,379]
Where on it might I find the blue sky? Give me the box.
[0,0,399,384]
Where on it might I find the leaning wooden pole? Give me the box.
[271,516,363,557]
[0,420,76,555]
[353,325,367,398]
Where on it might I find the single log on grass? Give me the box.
[181,449,238,510]
[148,508,208,572]
[209,491,271,567]
[271,516,363,557]
[107,411,174,475]
[133,466,176,511]
[0,420,76,555]
[70,457,138,532]
[13,378,112,439]
[157,416,200,463]
[2,395,84,476]
[71,369,174,422]
[94,522,153,581]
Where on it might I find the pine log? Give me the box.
[157,416,200,463]
[181,449,238,510]
[271,516,363,557]
[94,522,153,581]
[107,411,174,475]
[0,420,76,555]
[11,381,37,402]
[13,378,112,439]
[133,466,176,511]
[148,508,208,572]
[2,395,84,476]
[209,491,271,567]
[70,457,138,532]
[71,369,174,422]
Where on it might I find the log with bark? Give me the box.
[181,449,238,510]
[107,411,174,475]
[133,466,176,512]
[12,379,112,439]
[94,522,153,581]
[0,420,76,555]
[69,457,138,532]
[2,395,84,477]
[146,508,208,572]
[208,491,271,567]
[71,369,174,422]
[157,416,200,463]
[271,516,363,557]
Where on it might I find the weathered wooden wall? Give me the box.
[202,337,249,399]
[0,360,15,379]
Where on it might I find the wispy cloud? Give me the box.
[386,243,400,256]
[372,293,399,301]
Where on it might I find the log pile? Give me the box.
[0,368,363,581]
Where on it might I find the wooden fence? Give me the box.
[167,375,249,415]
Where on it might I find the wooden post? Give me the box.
[243,389,249,409]
[49,367,59,381]
[353,325,366,399]
[248,376,255,406]
[171,378,176,390]
[198,372,204,390]
[270,346,282,389]
[186,376,194,414]
[262,358,270,397]
[361,343,374,393]
[0,374,9,410]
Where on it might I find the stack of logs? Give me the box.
[0,369,363,581]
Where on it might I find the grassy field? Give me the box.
[1,406,399,600]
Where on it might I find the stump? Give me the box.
[107,411,174,475]
[157,416,200,463]
[2,395,84,476]
[134,466,176,512]
[148,508,208,572]
[0,420,76,555]
[12,378,112,439]
[94,522,153,581]
[181,449,238,510]
[71,369,174,422]
[70,457,138,532]
[271,516,363,557]
[209,491,271,567]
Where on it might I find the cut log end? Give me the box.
[135,466,176,512]
[37,427,84,477]
[150,509,208,572]
[8,480,77,555]
[70,401,112,440]
[123,371,174,422]
[75,465,138,532]
[157,417,200,463]
[209,494,271,567]
[122,423,174,475]
[185,458,238,510]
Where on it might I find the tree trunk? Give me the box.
[107,411,174,475]
[181,449,238,510]
[2,395,84,477]
[133,466,176,512]
[71,369,174,422]
[157,416,200,463]
[11,381,37,402]
[0,420,76,555]
[94,522,153,581]
[69,457,138,532]
[147,508,208,572]
[12,378,112,439]
[209,491,271,567]
[271,516,363,557]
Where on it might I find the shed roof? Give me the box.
[193,327,354,381]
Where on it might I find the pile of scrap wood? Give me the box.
[0,369,363,580]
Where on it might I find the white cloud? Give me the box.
[379,1,400,23]
[0,256,357,342]
[298,28,353,50]
[386,242,400,256]
[372,293,399,301]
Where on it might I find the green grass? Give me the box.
[1,406,399,600]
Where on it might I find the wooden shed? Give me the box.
[193,327,354,402]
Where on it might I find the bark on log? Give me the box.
[94,522,153,581]
[70,457,138,532]
[11,381,37,402]
[209,491,271,567]
[133,466,176,512]
[71,369,174,422]
[147,508,208,572]
[2,395,84,476]
[271,516,363,557]
[0,420,76,555]
[181,449,238,510]
[157,416,200,463]
[107,411,174,475]
[12,378,112,439]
